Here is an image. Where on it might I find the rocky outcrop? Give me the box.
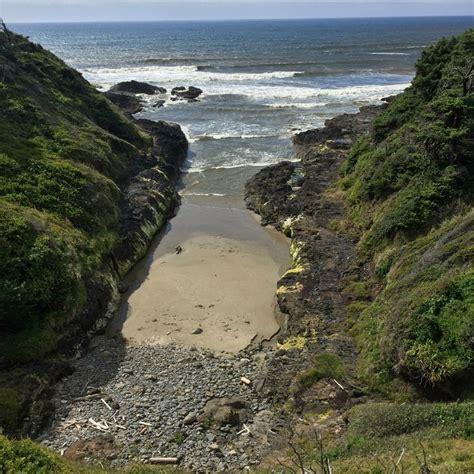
[104,90,144,116]
[135,119,188,179]
[0,30,188,437]
[110,80,166,95]
[245,105,385,407]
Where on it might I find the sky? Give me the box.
[2,0,473,23]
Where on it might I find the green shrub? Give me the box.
[0,435,67,473]
[404,269,474,384]
[347,402,474,439]
[0,30,153,366]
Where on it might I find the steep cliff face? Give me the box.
[247,29,473,397]
[0,29,187,434]
[246,30,473,470]
[340,30,473,393]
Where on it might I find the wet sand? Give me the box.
[110,196,290,354]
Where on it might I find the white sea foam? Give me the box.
[368,52,411,56]
[182,192,227,197]
[192,133,281,141]
[82,64,299,89]
[91,63,411,176]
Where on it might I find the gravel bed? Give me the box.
[40,336,285,471]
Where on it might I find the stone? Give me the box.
[183,413,197,425]
[192,328,203,335]
[173,86,203,100]
[110,80,166,95]
[152,100,165,108]
[200,397,248,426]
[171,86,186,94]
[104,90,143,116]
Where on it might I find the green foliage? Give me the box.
[297,353,345,388]
[0,31,153,365]
[354,213,474,391]
[172,431,187,445]
[341,30,474,391]
[347,402,474,439]
[404,269,474,384]
[0,435,67,473]
[373,89,421,142]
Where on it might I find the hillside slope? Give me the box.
[246,29,473,470]
[0,28,187,435]
[342,29,473,394]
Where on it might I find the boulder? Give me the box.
[110,80,166,95]
[171,86,186,94]
[172,86,203,100]
[134,119,188,178]
[64,434,119,462]
[200,397,248,426]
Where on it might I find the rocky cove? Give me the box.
[32,80,294,470]
[26,78,378,470]
[2,27,473,473]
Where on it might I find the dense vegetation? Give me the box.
[0,29,152,364]
[341,30,474,394]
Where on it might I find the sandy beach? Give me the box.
[110,196,290,353]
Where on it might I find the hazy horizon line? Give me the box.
[7,14,474,25]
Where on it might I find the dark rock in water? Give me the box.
[110,80,166,95]
[173,86,203,100]
[200,397,248,426]
[187,98,200,103]
[152,99,165,108]
[292,105,383,151]
[104,90,143,116]
[381,95,397,103]
[171,86,186,94]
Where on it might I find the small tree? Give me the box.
[452,59,474,96]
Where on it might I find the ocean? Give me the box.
[12,17,473,198]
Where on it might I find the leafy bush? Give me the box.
[0,389,19,433]
[347,402,474,439]
[0,435,67,473]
